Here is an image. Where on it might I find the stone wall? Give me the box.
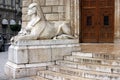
[22,0,80,36]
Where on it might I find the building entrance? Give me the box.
[81,0,114,43]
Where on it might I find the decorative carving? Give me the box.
[11,3,75,43]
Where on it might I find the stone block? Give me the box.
[42,6,52,13]
[45,14,59,21]
[59,0,65,5]
[22,0,32,7]
[72,52,93,58]
[46,0,59,5]
[8,45,14,62]
[52,6,65,13]
[59,13,65,20]
[5,61,53,79]
[33,0,45,5]
[8,45,28,64]
[51,44,80,61]
[93,53,115,60]
[78,64,111,73]
[56,60,78,68]
[28,46,52,63]
[15,39,79,46]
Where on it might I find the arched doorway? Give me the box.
[81,0,114,43]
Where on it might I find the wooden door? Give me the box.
[81,0,114,43]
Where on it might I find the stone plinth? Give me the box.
[5,39,80,79]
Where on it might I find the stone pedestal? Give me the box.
[5,39,80,79]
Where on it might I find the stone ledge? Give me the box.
[13,39,79,46]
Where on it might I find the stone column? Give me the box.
[73,0,80,37]
[115,0,120,42]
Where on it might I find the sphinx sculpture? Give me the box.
[11,3,74,43]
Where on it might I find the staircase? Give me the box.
[30,51,120,80]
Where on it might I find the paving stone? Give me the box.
[0,52,8,80]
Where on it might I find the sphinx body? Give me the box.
[11,3,74,43]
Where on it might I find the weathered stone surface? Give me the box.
[33,0,45,5]
[72,52,93,58]
[8,45,28,64]
[30,76,49,80]
[46,0,59,5]
[56,60,78,68]
[81,44,114,54]
[52,6,65,13]
[28,46,52,63]
[72,52,115,60]
[42,6,52,13]
[14,39,79,46]
[64,55,120,66]
[45,14,59,20]
[48,65,120,80]
[51,44,80,61]
[38,70,92,80]
[5,61,53,79]
[8,39,80,64]
[22,22,27,28]
[22,0,32,7]
[5,39,80,78]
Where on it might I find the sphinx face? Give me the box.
[27,6,37,16]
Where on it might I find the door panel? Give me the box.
[81,0,114,43]
[81,0,98,42]
[98,0,114,42]
[82,9,98,42]
[99,9,114,42]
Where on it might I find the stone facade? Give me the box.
[4,0,120,79]
[21,0,120,42]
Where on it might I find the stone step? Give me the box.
[56,60,120,74]
[72,52,116,60]
[80,43,114,54]
[30,76,49,80]
[48,65,120,80]
[38,70,94,80]
[64,55,120,66]
[14,76,49,80]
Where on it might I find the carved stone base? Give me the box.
[5,61,51,79]
[5,39,80,78]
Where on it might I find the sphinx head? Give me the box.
[27,3,46,21]
[27,3,37,16]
